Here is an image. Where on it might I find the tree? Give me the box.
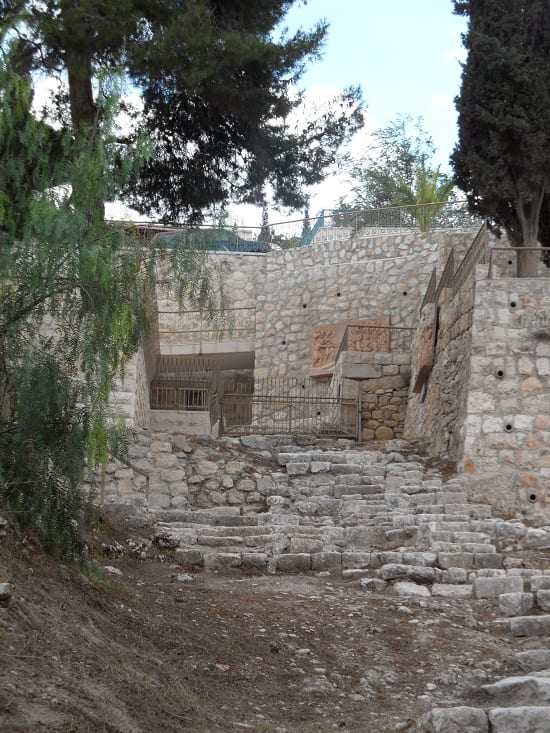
[0,48,223,561]
[1,0,363,221]
[452,0,550,276]
[337,115,455,231]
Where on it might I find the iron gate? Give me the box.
[220,377,360,439]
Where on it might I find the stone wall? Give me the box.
[156,252,265,346]
[254,230,475,380]
[335,350,411,441]
[100,431,280,513]
[460,271,550,515]
[404,270,475,459]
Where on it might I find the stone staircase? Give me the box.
[152,437,549,601]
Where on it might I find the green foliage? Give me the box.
[1,0,363,221]
[452,0,550,272]
[0,49,223,560]
[337,115,455,231]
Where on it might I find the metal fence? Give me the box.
[149,357,219,425]
[420,222,489,310]
[220,377,360,439]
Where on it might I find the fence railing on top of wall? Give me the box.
[420,222,489,310]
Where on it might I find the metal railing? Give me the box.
[117,200,481,253]
[157,306,256,344]
[420,222,488,309]
[220,377,360,439]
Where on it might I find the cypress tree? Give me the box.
[452,0,550,276]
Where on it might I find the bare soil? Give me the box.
[0,511,523,733]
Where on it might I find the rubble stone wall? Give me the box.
[404,271,476,459]
[335,350,411,441]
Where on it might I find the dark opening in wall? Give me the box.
[510,301,517,308]
[528,492,538,503]
[496,369,504,378]
[505,423,513,432]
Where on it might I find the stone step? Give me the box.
[510,615,550,637]
[333,484,384,498]
[154,509,260,526]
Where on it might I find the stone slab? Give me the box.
[276,553,312,573]
[473,575,524,599]
[488,706,550,733]
[498,592,534,617]
[418,706,488,732]
[482,676,550,705]
[510,615,550,637]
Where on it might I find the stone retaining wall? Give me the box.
[460,271,550,515]
[404,267,475,459]
[254,230,475,380]
[335,350,411,441]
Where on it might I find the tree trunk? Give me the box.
[66,50,105,222]
[516,245,539,277]
[66,50,95,133]
[515,193,544,277]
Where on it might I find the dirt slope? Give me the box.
[0,511,517,733]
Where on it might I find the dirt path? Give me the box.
[0,513,517,732]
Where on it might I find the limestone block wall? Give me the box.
[404,271,476,459]
[460,273,550,514]
[156,253,265,345]
[335,350,411,441]
[254,230,475,380]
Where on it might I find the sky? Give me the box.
[234,0,468,226]
[102,0,468,224]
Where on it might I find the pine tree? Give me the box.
[1,0,363,221]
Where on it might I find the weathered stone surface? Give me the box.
[286,462,310,476]
[516,650,550,672]
[473,575,524,599]
[195,460,219,476]
[241,553,268,570]
[483,676,550,705]
[276,553,311,573]
[393,581,431,597]
[498,592,534,617]
[311,552,342,571]
[488,706,550,733]
[378,564,435,584]
[530,576,550,593]
[474,553,503,570]
[175,549,204,568]
[537,590,550,612]
[418,706,488,733]
[525,529,550,549]
[0,582,12,601]
[210,553,242,569]
[289,537,323,554]
[432,584,472,598]
[240,435,272,450]
[510,615,550,637]
[438,552,474,570]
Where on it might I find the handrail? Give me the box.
[452,221,488,295]
[418,222,488,312]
